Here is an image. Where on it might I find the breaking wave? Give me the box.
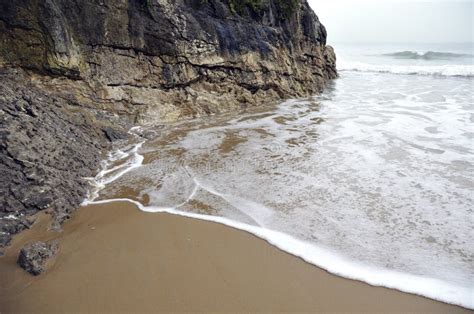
[339,61,474,77]
[382,51,473,60]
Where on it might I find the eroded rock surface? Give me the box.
[17,240,59,275]
[0,0,336,252]
[0,0,336,122]
[0,68,130,250]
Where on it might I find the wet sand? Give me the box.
[0,202,471,313]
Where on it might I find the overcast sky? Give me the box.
[308,0,473,44]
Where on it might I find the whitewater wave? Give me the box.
[382,51,473,60]
[339,61,474,77]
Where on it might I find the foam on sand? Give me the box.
[81,77,474,310]
[83,143,145,202]
[84,196,474,310]
[82,143,473,309]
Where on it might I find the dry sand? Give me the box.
[0,201,471,313]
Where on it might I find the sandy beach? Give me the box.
[0,202,470,313]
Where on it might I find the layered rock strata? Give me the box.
[0,0,336,253]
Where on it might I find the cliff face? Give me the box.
[0,0,336,251]
[0,0,336,122]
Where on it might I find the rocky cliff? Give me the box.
[0,0,336,252]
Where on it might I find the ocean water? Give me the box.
[337,42,474,77]
[84,43,474,308]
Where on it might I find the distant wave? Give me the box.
[339,62,474,78]
[383,51,473,60]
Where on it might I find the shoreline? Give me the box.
[0,201,470,313]
[87,197,474,310]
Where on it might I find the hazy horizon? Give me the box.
[308,0,473,45]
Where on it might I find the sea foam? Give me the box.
[82,79,474,310]
[82,139,473,309]
[82,126,145,203]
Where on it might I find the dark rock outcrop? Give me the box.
[0,0,336,252]
[17,240,59,275]
[0,67,131,250]
[0,0,336,122]
[0,216,36,249]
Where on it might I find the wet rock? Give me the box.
[17,241,59,275]
[0,233,12,248]
[0,68,128,249]
[0,216,36,236]
[102,127,128,142]
[0,215,36,247]
[324,45,338,79]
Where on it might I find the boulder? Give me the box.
[17,240,59,275]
